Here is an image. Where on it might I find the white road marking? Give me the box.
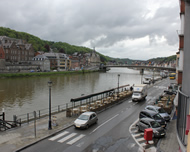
[67,134,85,145]
[76,141,85,147]
[49,131,69,141]
[128,143,136,149]
[58,133,77,143]
[90,114,119,134]
[133,133,142,138]
[128,100,132,103]
[136,137,145,142]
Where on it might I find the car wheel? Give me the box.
[86,124,89,129]
[95,119,98,124]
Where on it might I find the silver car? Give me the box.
[74,112,98,129]
[137,118,166,138]
[145,105,171,122]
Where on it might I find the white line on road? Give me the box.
[90,114,119,134]
[49,131,69,141]
[58,133,77,143]
[67,134,85,145]
[128,100,132,103]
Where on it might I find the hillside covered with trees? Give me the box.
[148,55,176,63]
[0,27,176,64]
[0,27,110,62]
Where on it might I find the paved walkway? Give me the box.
[156,111,179,152]
[0,110,179,152]
[0,111,75,152]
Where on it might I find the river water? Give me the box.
[0,68,154,120]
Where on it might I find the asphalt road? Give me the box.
[22,78,171,152]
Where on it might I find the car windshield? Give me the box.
[150,121,161,128]
[153,114,162,120]
[78,114,89,120]
[158,108,166,113]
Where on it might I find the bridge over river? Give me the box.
[102,65,176,72]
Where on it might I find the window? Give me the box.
[153,114,162,120]
[150,121,160,128]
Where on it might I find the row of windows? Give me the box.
[33,58,45,61]
[5,49,33,55]
[6,56,33,61]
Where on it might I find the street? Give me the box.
[21,78,171,152]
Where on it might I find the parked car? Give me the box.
[144,105,171,122]
[139,110,167,128]
[74,112,98,129]
[136,118,166,138]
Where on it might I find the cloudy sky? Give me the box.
[0,0,180,60]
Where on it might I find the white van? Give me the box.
[132,84,148,102]
[143,76,152,84]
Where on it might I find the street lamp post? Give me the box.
[48,81,52,130]
[118,74,120,96]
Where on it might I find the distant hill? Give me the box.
[148,55,176,63]
[0,27,175,64]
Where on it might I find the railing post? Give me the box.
[27,113,29,123]
[34,111,36,138]
[39,110,40,119]
[13,115,17,125]
[2,109,5,121]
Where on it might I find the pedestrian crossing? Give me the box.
[48,131,85,145]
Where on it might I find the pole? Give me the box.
[153,68,155,84]
[34,111,36,138]
[48,81,52,130]
[2,108,5,121]
[118,74,120,96]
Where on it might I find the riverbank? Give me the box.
[0,69,99,78]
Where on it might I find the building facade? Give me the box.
[176,0,185,85]
[32,54,50,72]
[43,53,71,71]
[0,36,34,64]
[177,1,190,152]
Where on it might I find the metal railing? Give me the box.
[15,103,71,124]
[177,89,189,146]
[15,95,111,124]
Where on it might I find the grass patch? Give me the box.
[0,70,99,78]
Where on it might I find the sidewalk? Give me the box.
[0,111,76,152]
[156,111,179,152]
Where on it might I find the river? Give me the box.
[0,68,154,120]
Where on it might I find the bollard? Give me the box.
[52,116,58,126]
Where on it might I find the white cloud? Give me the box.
[0,0,180,60]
